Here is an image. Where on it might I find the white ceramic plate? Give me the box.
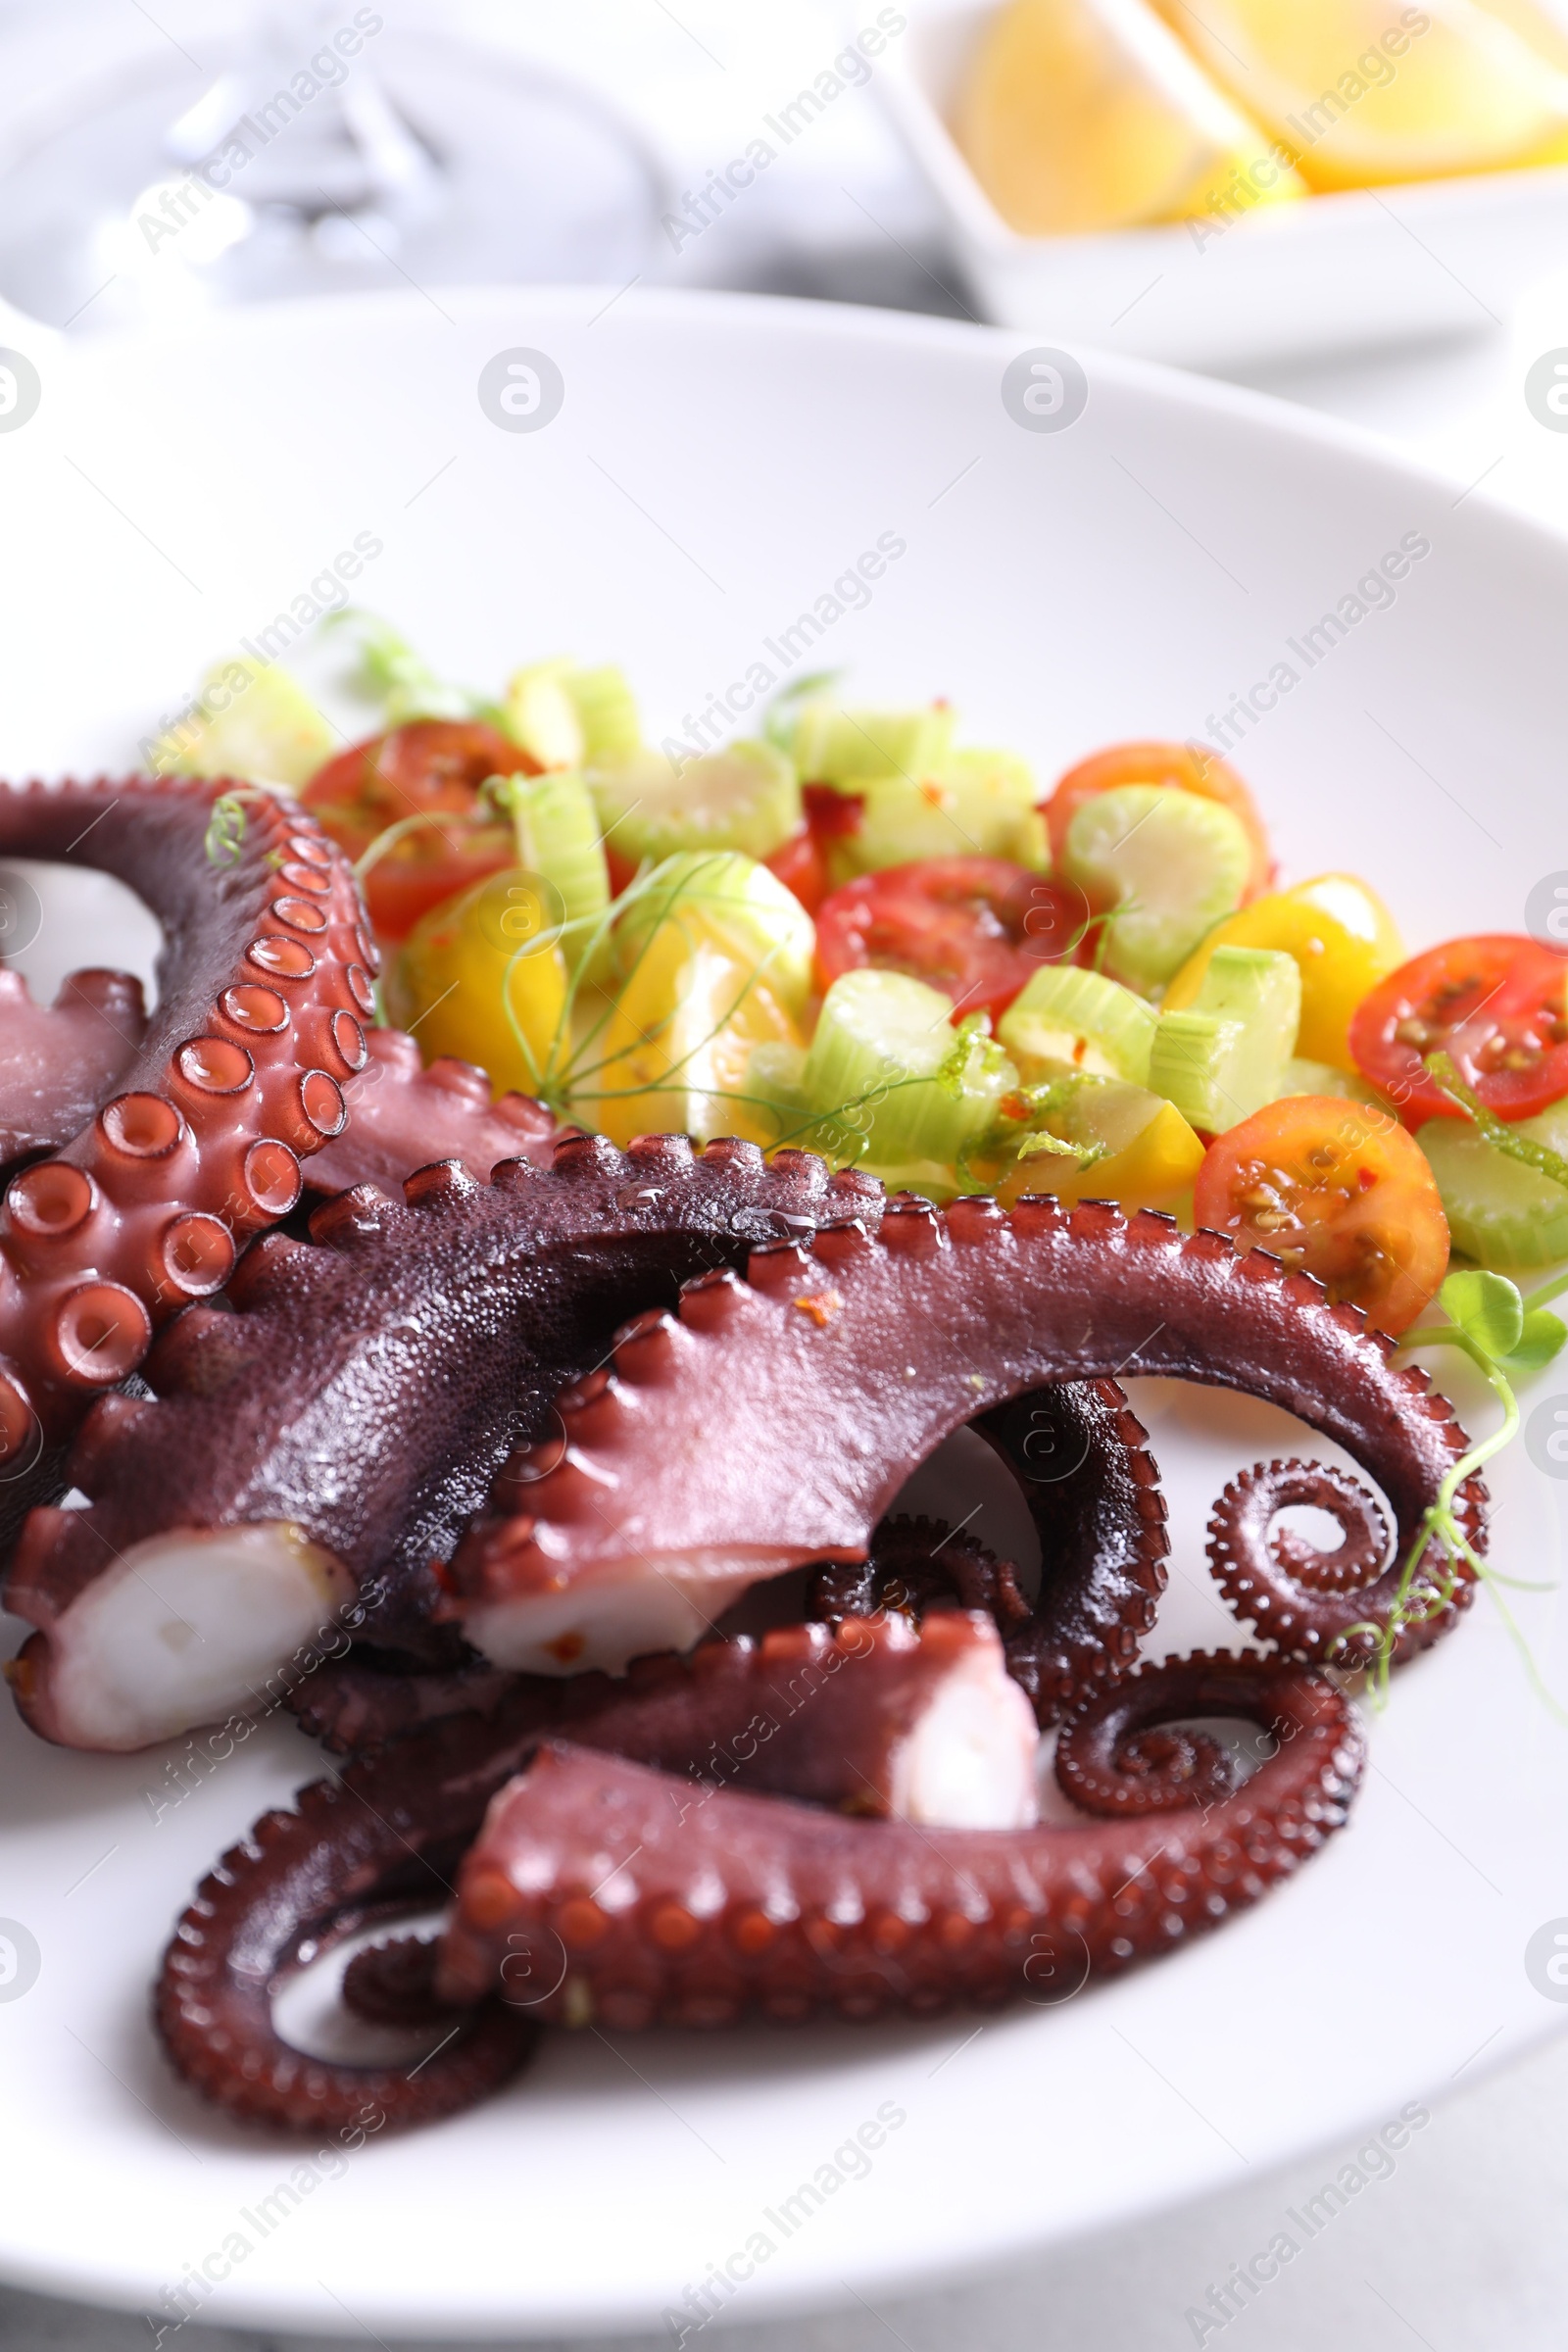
[1,286,1567,2341]
[865,0,1568,367]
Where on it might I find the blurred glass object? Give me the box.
[0,2,666,329]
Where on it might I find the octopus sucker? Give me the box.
[304,1026,561,1197]
[0,965,149,1166]
[155,1611,1041,2130]
[444,1196,1485,1676]
[433,1652,1362,2035]
[4,1140,886,1749]
[0,774,367,1446]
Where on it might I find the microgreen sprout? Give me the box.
[325,611,486,726]
[204,791,249,866]
[1350,1264,1568,1709]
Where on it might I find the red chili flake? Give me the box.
[793,1290,845,1329]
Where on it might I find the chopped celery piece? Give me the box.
[326,612,472,724]
[745,1040,810,1140]
[568,664,641,761]
[589,742,801,867]
[840,752,1045,876]
[506,770,610,966]
[505,662,584,770]
[505,661,641,770]
[1417,1100,1568,1269]
[1149,1011,1246,1134]
[1149,946,1299,1131]
[803,969,1017,1166]
[1060,786,1250,992]
[1277,1055,1388,1108]
[614,853,814,1017]
[151,658,335,787]
[790,700,956,787]
[999,964,1156,1086]
[1004,1074,1203,1211]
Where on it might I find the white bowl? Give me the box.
[1,286,1567,2339]
[864,0,1568,366]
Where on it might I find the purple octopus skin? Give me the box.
[434,1651,1362,2034]
[812,1374,1169,1726]
[442,1196,1486,1678]
[0,967,149,1167]
[3,1137,884,1751]
[0,775,368,1455]
[289,1380,1168,1751]
[305,1028,560,1197]
[1204,1456,1458,1666]
[155,1610,1038,2132]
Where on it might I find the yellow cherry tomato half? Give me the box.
[583,919,803,1150]
[383,867,569,1097]
[1193,1096,1448,1336]
[1163,873,1404,1072]
[998,1080,1204,1214]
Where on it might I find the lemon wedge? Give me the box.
[1474,0,1568,75]
[1149,0,1568,187]
[953,0,1305,234]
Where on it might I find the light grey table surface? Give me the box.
[2,4,1566,2346]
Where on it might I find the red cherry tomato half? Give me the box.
[762,822,828,915]
[1349,934,1568,1124]
[301,720,532,944]
[1044,740,1274,903]
[1194,1096,1448,1337]
[814,858,1090,1021]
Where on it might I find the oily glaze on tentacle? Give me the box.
[157,1612,1034,2130]
[0,775,368,1449]
[5,1138,884,1750]
[811,1374,1169,1725]
[1204,1457,1440,1665]
[0,968,148,1167]
[436,1654,1363,2033]
[305,1027,560,1197]
[445,1196,1485,1676]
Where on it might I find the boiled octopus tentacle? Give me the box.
[292,1378,1162,1750]
[5,1137,884,1751]
[1204,1457,1435,1666]
[0,967,149,1168]
[1054,1654,1250,1816]
[443,1196,1485,1676]
[0,775,368,1452]
[810,1372,1169,1726]
[305,1027,560,1197]
[157,1746,542,2134]
[157,1611,1036,2130]
[293,1605,1039,1826]
[434,1653,1362,2034]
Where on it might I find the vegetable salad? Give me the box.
[156,616,1568,1345]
